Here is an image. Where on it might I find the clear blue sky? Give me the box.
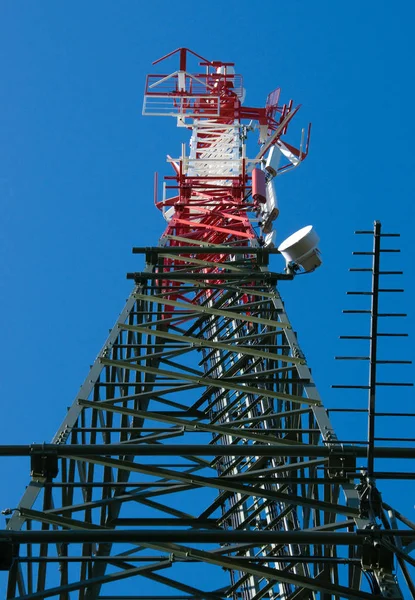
[0,0,414,594]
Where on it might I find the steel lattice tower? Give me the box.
[3,48,415,600]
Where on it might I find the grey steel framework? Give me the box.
[2,43,414,599]
[2,224,415,599]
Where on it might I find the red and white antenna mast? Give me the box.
[144,47,312,259]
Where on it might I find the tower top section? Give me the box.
[143,46,311,156]
[142,48,320,271]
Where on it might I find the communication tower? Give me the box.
[2,48,414,600]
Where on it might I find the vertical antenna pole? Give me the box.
[179,47,187,71]
[367,220,381,476]
[154,171,158,206]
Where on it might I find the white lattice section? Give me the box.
[187,120,242,180]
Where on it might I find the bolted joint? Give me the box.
[328,453,356,480]
[30,452,59,480]
[0,542,19,571]
[361,538,395,572]
[255,249,270,267]
[145,250,159,265]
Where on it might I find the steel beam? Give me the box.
[2,443,415,458]
[2,529,415,543]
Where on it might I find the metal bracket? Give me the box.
[356,481,383,519]
[0,542,18,570]
[30,452,59,480]
[361,537,394,572]
[328,453,356,480]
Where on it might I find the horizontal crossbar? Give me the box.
[2,529,415,544]
[2,443,415,458]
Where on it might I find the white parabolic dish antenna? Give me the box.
[278,225,322,272]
